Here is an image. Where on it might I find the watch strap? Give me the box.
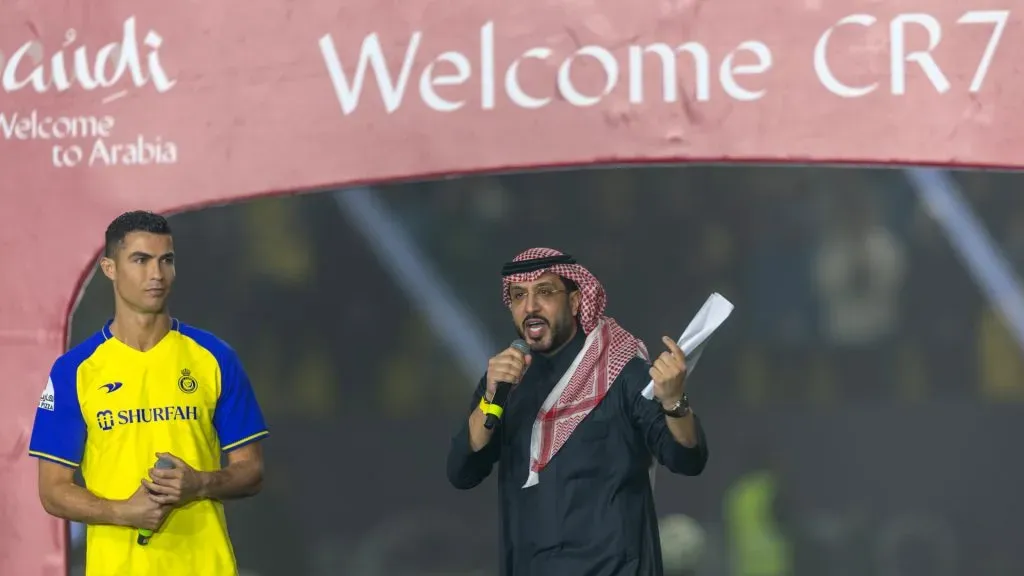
[660,393,691,418]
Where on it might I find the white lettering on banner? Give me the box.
[627,40,772,103]
[0,112,115,141]
[557,46,618,107]
[0,16,181,169]
[321,10,1010,115]
[0,16,175,98]
[720,41,773,101]
[891,14,950,95]
[814,14,878,98]
[88,136,178,167]
[955,11,1009,93]
[318,20,775,114]
[814,10,1009,98]
[629,43,711,103]
[505,48,552,109]
[420,51,472,112]
[319,32,420,115]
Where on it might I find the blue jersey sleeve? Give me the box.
[213,349,269,452]
[28,360,87,468]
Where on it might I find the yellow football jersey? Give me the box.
[29,319,269,576]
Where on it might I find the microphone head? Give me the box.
[510,339,530,355]
[155,457,176,470]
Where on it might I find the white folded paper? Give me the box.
[641,293,734,400]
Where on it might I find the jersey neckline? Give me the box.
[100,317,181,354]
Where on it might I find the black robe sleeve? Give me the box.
[623,360,709,476]
[446,375,502,490]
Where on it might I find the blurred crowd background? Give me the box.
[67,165,1024,576]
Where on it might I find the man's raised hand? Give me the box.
[649,336,688,407]
[485,346,532,401]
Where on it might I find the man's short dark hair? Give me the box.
[104,211,172,257]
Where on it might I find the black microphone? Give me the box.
[484,339,531,430]
[137,456,176,545]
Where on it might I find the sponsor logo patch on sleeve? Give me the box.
[38,377,55,411]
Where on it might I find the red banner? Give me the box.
[0,1,1020,573]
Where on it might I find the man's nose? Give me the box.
[524,293,542,312]
[148,260,164,280]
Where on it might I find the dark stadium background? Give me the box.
[67,165,1024,576]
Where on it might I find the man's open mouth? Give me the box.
[525,318,548,338]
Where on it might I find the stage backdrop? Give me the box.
[0,2,1022,575]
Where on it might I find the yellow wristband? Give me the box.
[479,396,504,419]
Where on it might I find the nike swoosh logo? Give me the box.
[100,382,123,393]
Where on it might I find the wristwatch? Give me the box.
[659,393,691,418]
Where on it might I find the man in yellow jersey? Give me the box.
[28,211,269,576]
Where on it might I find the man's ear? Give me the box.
[99,257,116,281]
[570,290,581,317]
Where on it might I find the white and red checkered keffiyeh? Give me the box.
[502,247,649,488]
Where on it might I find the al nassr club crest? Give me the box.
[178,369,198,394]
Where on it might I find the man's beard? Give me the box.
[517,313,576,354]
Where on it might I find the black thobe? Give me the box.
[446,329,709,576]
